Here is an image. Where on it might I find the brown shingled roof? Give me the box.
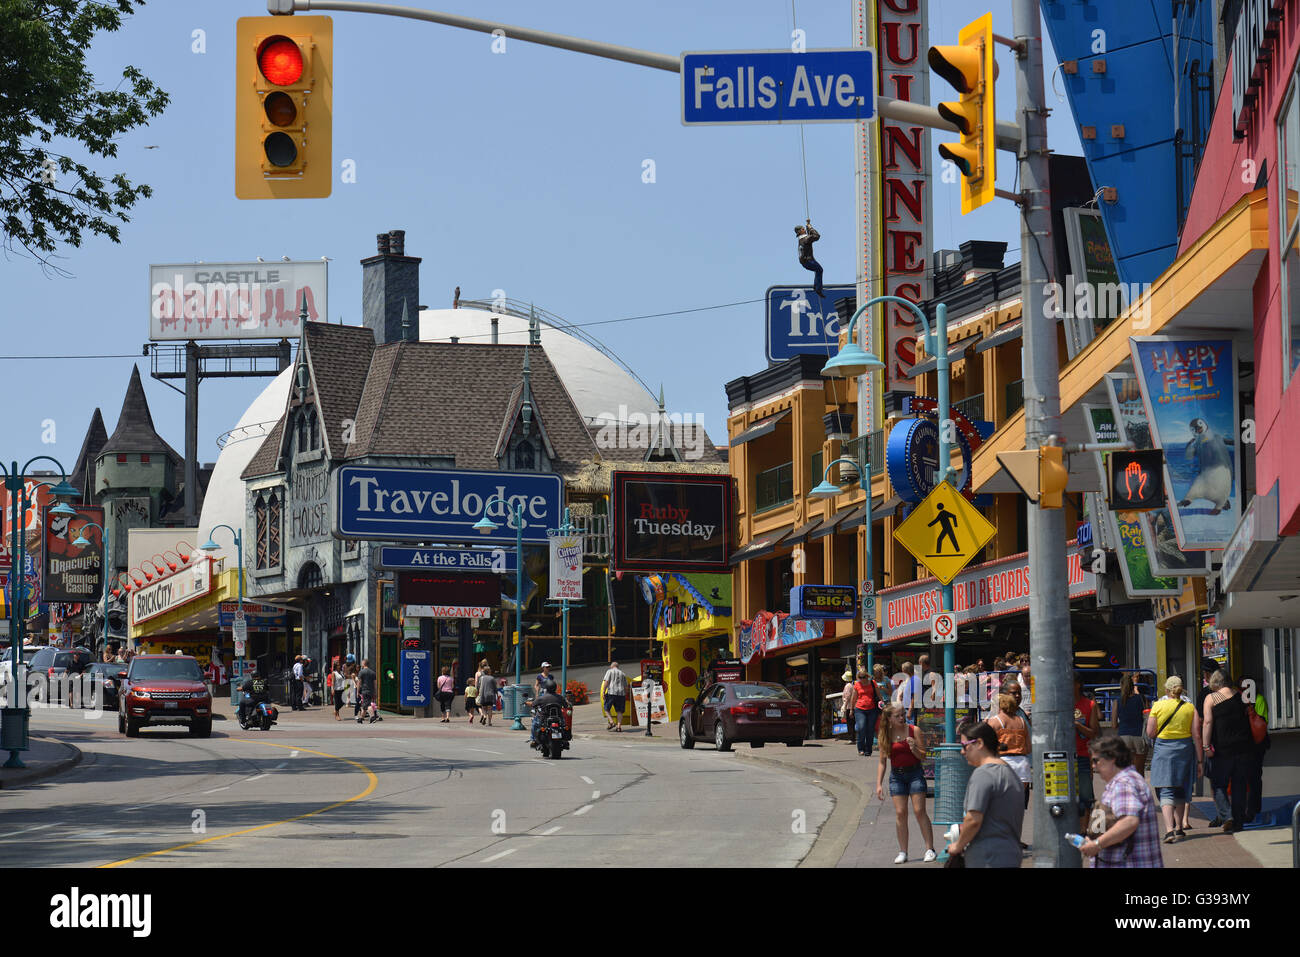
[101,366,181,463]
[241,417,286,480]
[302,322,376,457]
[345,342,596,471]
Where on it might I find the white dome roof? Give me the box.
[198,367,293,562]
[419,308,658,424]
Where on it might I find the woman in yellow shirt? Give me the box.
[1145,676,1202,844]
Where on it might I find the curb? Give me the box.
[732,747,870,868]
[0,735,83,789]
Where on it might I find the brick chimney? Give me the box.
[361,229,422,344]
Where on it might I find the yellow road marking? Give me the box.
[98,740,378,868]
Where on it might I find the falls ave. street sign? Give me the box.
[331,466,562,545]
[893,482,997,586]
[682,49,875,125]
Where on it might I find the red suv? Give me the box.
[119,654,212,738]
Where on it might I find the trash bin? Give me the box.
[502,684,530,722]
[1,707,30,752]
[932,744,973,829]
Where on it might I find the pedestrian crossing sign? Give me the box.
[893,481,996,585]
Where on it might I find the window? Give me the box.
[296,408,320,454]
[254,489,282,571]
[513,439,535,470]
[1280,83,1300,384]
[141,454,150,464]
[755,462,794,512]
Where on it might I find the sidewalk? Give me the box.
[0,735,82,789]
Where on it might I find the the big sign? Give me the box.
[331,466,563,545]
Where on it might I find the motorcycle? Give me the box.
[535,702,572,759]
[239,696,278,731]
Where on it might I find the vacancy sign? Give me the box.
[549,533,583,601]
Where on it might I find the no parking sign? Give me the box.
[930,612,956,644]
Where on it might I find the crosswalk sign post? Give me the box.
[893,482,997,586]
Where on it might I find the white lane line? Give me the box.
[290,750,300,758]
[540,826,562,836]
[483,847,518,863]
[466,748,503,755]
[580,776,594,785]
[245,773,269,782]
[591,790,600,801]
[573,805,593,816]
[3,822,58,838]
[201,785,232,794]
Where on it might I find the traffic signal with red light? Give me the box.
[236,16,333,199]
[1108,450,1165,511]
[928,12,996,214]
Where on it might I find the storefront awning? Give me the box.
[975,322,1022,353]
[730,409,791,447]
[815,496,895,536]
[728,525,794,565]
[905,334,983,377]
[1217,485,1300,626]
[786,514,827,544]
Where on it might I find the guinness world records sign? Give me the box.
[886,417,939,503]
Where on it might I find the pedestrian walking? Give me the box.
[301,656,314,709]
[356,658,379,724]
[1079,736,1163,868]
[535,661,558,696]
[946,719,1025,868]
[435,666,455,722]
[330,658,345,721]
[601,660,629,731]
[1240,674,1270,822]
[1146,676,1202,843]
[853,668,880,756]
[989,692,1032,808]
[344,654,360,717]
[477,665,498,726]
[1202,669,1252,833]
[839,668,857,743]
[1073,675,1101,828]
[464,675,480,722]
[875,703,937,864]
[1112,673,1149,776]
[290,654,305,711]
[872,663,892,712]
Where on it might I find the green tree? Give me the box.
[0,0,168,271]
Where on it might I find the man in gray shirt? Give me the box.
[947,720,1026,868]
[601,660,629,731]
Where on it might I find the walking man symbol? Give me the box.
[928,503,960,555]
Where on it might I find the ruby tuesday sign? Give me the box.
[613,472,733,573]
[331,466,563,545]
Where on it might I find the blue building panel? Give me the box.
[1041,0,1215,288]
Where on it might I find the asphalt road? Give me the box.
[1,706,832,868]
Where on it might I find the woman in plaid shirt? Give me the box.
[1080,736,1164,868]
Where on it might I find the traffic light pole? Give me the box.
[270,0,1026,148]
[1011,0,1073,869]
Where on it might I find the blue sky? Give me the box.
[2,0,1079,475]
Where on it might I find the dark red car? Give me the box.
[118,654,212,738]
[679,681,807,751]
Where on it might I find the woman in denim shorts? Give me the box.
[875,703,937,864]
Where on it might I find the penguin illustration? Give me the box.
[1178,417,1233,514]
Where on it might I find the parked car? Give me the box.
[679,681,808,751]
[83,662,128,711]
[26,646,95,703]
[119,654,212,737]
[0,645,44,688]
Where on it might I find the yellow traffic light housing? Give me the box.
[236,16,333,199]
[1038,445,1069,510]
[929,12,995,214]
[997,445,1069,509]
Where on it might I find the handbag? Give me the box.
[1248,705,1268,744]
[943,850,965,869]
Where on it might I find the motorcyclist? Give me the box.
[238,671,269,725]
[529,686,567,749]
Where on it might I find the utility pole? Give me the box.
[1012,0,1072,868]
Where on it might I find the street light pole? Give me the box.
[200,525,245,687]
[1012,0,1070,868]
[823,295,955,742]
[475,496,527,730]
[1,460,79,768]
